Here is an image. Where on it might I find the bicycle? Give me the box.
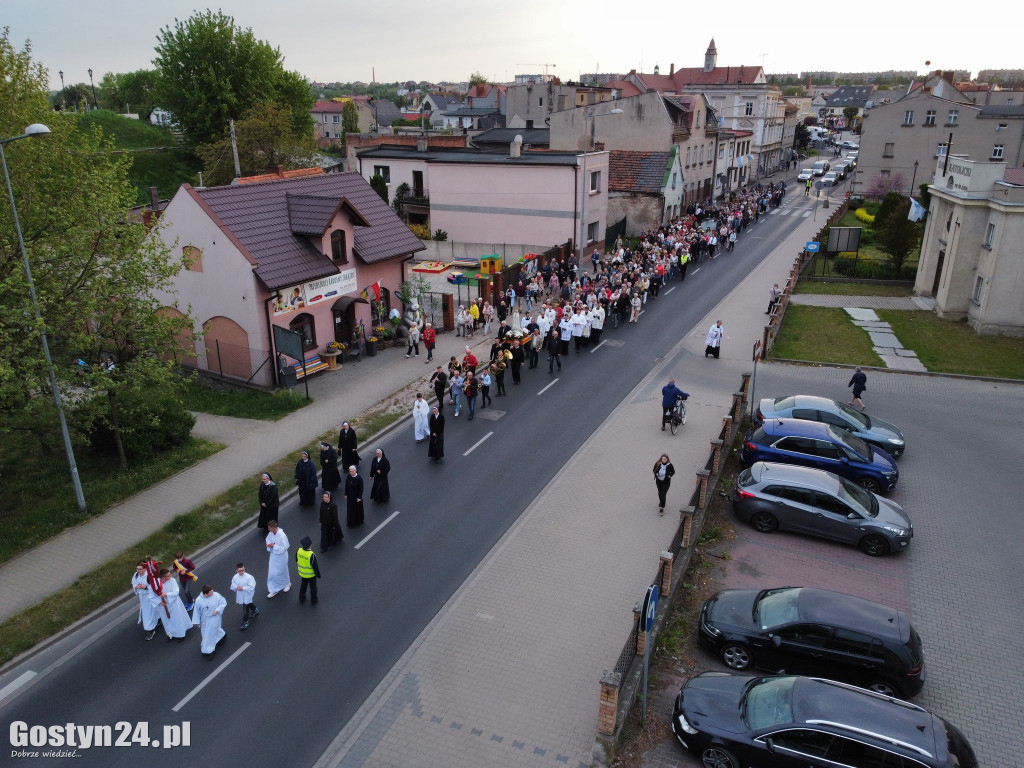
[669,393,688,435]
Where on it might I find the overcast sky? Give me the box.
[7,0,1017,91]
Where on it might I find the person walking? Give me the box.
[704,320,723,358]
[766,284,782,314]
[265,521,291,598]
[509,340,524,384]
[848,367,867,410]
[413,393,430,443]
[630,292,641,322]
[405,323,421,358]
[257,473,279,532]
[338,421,360,469]
[547,328,562,373]
[369,448,391,503]
[450,370,465,417]
[429,366,447,411]
[318,491,343,552]
[295,537,321,606]
[343,466,365,527]
[319,442,342,494]
[230,563,259,630]
[465,370,479,420]
[294,450,318,507]
[479,368,492,408]
[422,322,436,362]
[660,379,689,431]
[191,585,227,658]
[428,405,445,463]
[173,550,199,611]
[653,454,675,516]
[155,569,192,641]
[491,355,507,396]
[131,561,160,641]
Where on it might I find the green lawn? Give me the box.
[771,306,883,367]
[0,438,223,564]
[795,281,912,297]
[877,311,1024,379]
[76,110,178,149]
[183,380,309,421]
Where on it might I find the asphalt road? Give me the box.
[0,184,813,768]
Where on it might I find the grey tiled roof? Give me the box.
[609,150,671,194]
[825,86,874,108]
[372,101,403,126]
[195,173,424,290]
[471,128,550,147]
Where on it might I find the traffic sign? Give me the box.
[752,339,762,363]
[641,584,659,633]
[805,241,820,253]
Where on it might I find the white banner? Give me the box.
[273,269,357,316]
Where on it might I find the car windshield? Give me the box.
[741,676,796,730]
[755,588,801,630]
[827,425,870,458]
[837,477,878,517]
[773,397,796,410]
[837,402,870,427]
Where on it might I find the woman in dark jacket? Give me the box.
[257,472,279,530]
[653,454,675,516]
[319,441,342,493]
[369,449,391,503]
[318,491,343,552]
[344,465,365,527]
[294,450,318,507]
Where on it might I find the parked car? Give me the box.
[697,586,924,696]
[732,462,912,555]
[844,156,858,170]
[740,418,899,493]
[756,395,906,456]
[797,168,814,182]
[841,140,859,149]
[845,150,859,161]
[671,673,978,768]
[811,160,829,176]
[832,162,849,180]
[822,171,839,186]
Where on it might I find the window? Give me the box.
[699,146,704,163]
[324,131,331,138]
[373,165,391,183]
[745,101,753,116]
[370,287,391,326]
[992,144,1004,159]
[903,110,914,126]
[984,222,996,248]
[333,115,340,123]
[770,729,834,758]
[815,441,842,461]
[972,275,984,304]
[719,145,725,159]
[880,169,891,178]
[766,485,814,505]
[815,493,851,517]
[671,172,677,190]
[777,624,832,647]
[792,408,818,421]
[289,313,316,351]
[946,109,958,126]
[538,97,543,107]
[827,737,901,768]
[696,111,701,128]
[1008,98,1015,105]
[997,122,1008,131]
[322,114,328,123]
[686,147,691,166]
[883,142,894,158]
[828,628,880,657]
[936,142,948,157]
[587,221,599,244]
[590,170,601,193]
[331,229,348,262]
[924,109,936,126]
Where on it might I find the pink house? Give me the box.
[152,173,424,386]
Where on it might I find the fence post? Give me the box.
[681,506,695,547]
[634,602,646,657]
[762,324,771,359]
[697,469,711,508]
[216,339,224,379]
[598,671,621,737]
[732,392,744,424]
[741,372,752,401]
[721,414,733,441]
[710,438,724,473]
[659,551,673,595]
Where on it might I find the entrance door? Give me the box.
[931,249,945,296]
[333,307,353,344]
[412,170,424,198]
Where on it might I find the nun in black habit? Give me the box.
[257,472,279,530]
[427,406,445,463]
[294,450,318,507]
[369,448,391,503]
[318,491,343,551]
[338,421,361,469]
[343,465,365,527]
[319,441,342,493]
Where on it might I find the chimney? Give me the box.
[417,135,428,152]
[149,186,160,208]
[510,134,523,158]
[266,164,285,177]
[669,62,675,77]
[942,70,954,84]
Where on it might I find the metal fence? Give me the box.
[199,338,274,388]
[605,217,627,246]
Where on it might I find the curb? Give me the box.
[765,357,1024,385]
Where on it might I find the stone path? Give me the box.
[788,293,921,309]
[844,307,927,372]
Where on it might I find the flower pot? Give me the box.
[365,341,377,357]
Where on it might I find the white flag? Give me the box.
[908,197,927,222]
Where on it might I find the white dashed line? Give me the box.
[536,379,559,396]
[172,642,251,712]
[355,510,402,549]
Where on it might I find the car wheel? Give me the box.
[859,534,890,557]
[750,511,778,533]
[701,746,740,768]
[865,679,901,697]
[720,643,753,670]
[857,477,881,493]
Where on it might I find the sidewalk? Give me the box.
[0,331,493,622]
[315,209,825,768]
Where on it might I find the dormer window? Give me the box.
[331,229,348,263]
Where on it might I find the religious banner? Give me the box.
[273,269,357,316]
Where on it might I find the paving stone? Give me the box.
[867,331,904,348]
[878,354,927,371]
[894,349,919,358]
[844,307,880,321]
[873,347,896,356]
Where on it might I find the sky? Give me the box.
[7,0,1019,91]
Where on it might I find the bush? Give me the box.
[89,391,195,463]
[831,255,914,280]
[854,207,875,224]
[848,198,863,211]
[432,228,448,241]
[408,222,430,239]
[875,192,903,227]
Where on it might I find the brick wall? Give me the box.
[607,193,664,236]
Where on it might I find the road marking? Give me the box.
[172,642,251,712]
[462,431,494,456]
[475,613,494,621]
[536,379,559,396]
[769,209,779,214]
[355,510,401,549]
[692,268,701,275]
[802,211,811,217]
[590,339,607,354]
[0,671,37,706]
[778,210,789,215]
[664,286,676,295]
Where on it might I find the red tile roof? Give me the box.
[1003,168,1024,186]
[630,65,764,91]
[609,150,671,194]
[236,167,326,185]
[312,101,347,113]
[605,79,642,98]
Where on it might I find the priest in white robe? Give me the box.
[704,320,724,359]
[191,586,227,656]
[265,521,291,598]
[154,569,192,640]
[413,393,430,443]
[131,562,159,640]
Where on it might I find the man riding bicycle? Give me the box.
[661,379,690,431]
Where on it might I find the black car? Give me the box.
[698,586,925,697]
[672,674,977,768]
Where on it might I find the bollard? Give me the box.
[710,438,724,473]
[659,551,673,595]
[697,469,711,508]
[681,506,695,547]
[598,671,622,736]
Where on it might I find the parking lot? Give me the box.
[640,362,1024,768]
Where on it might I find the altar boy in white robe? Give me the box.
[154,569,192,641]
[131,561,159,641]
[231,562,259,630]
[191,585,227,657]
[265,520,291,598]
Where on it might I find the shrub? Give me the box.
[432,228,448,241]
[848,198,863,211]
[408,222,430,239]
[875,192,903,228]
[854,207,875,224]
[89,391,195,463]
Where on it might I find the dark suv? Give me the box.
[672,674,977,768]
[697,586,925,697]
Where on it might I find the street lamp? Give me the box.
[911,159,919,195]
[88,68,97,109]
[58,70,65,110]
[0,125,88,513]
[578,107,623,261]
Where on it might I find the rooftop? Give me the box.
[357,146,589,167]
[235,166,326,185]
[470,127,550,147]
[609,150,672,194]
[825,85,875,107]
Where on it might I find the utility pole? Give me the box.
[229,119,241,179]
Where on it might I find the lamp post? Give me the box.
[88,68,97,109]
[58,70,65,110]
[911,159,919,195]
[0,125,88,513]
[578,107,622,260]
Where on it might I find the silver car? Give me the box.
[733,462,913,556]
[756,395,906,456]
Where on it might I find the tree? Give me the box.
[875,191,904,225]
[0,29,194,468]
[50,83,91,111]
[153,10,313,146]
[865,172,906,199]
[843,106,859,123]
[877,199,918,276]
[370,173,389,202]
[794,123,810,149]
[196,102,317,186]
[468,72,488,87]
[341,101,359,135]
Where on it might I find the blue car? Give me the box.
[741,418,898,493]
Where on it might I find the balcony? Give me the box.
[396,187,430,209]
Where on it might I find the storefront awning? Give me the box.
[331,295,369,312]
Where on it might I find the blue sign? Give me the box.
[805,241,821,253]
[642,584,659,633]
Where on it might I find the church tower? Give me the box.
[703,39,718,73]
